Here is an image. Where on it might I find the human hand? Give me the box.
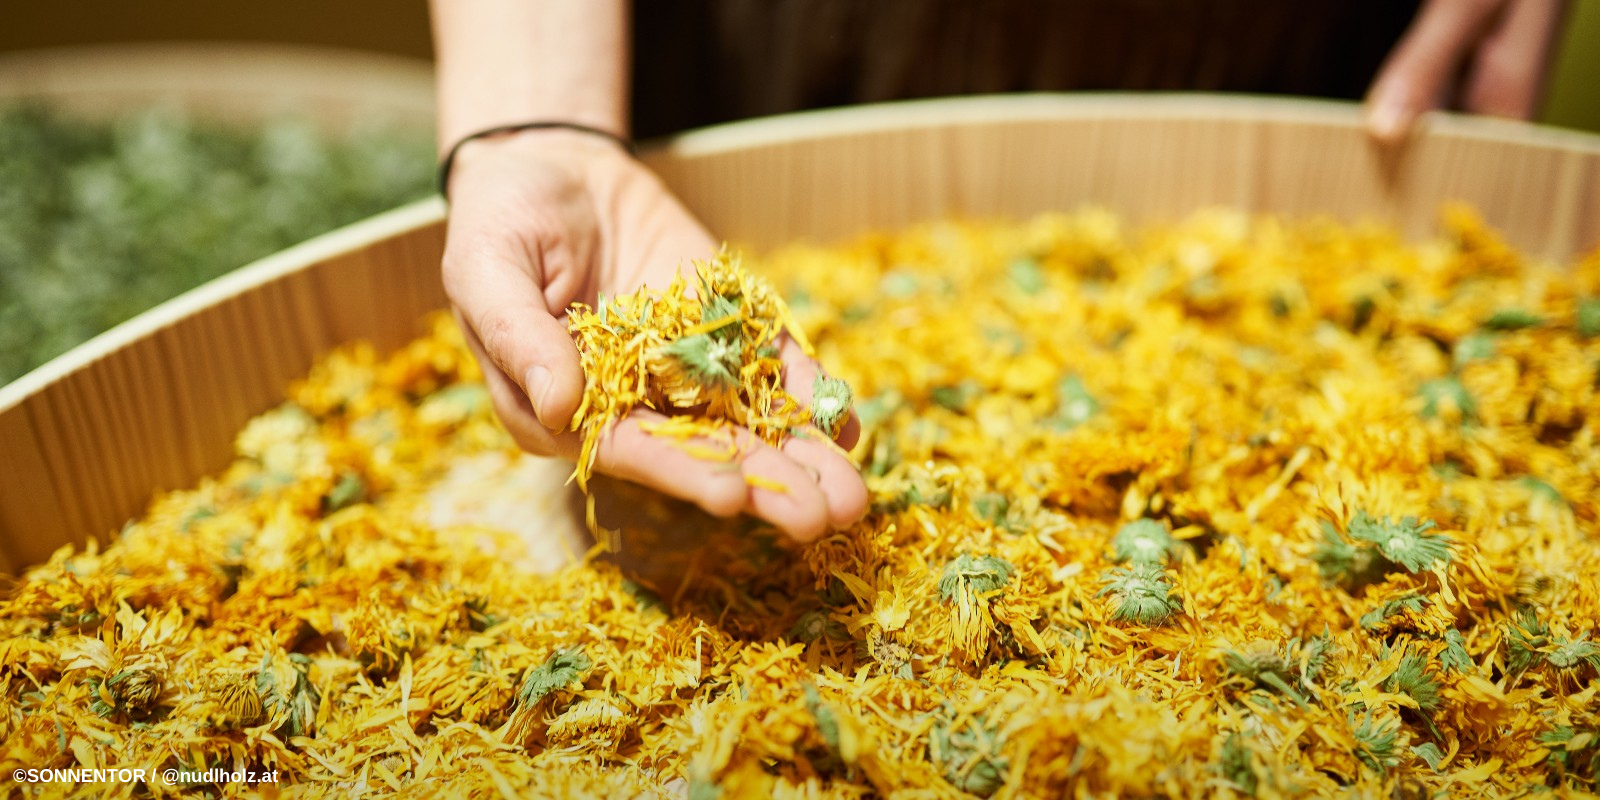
[1365,0,1567,143]
[440,130,868,541]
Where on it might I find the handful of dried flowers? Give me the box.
[3,205,1599,798]
[565,252,818,489]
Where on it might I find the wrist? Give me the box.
[439,123,635,200]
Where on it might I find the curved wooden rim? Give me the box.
[649,92,1600,160]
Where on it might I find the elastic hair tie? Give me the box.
[437,121,636,200]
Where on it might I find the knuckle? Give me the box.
[476,310,518,360]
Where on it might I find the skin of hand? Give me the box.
[1366,0,1569,143]
[440,129,868,542]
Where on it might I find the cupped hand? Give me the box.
[1365,0,1567,143]
[440,131,868,542]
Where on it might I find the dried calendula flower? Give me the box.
[1349,708,1403,774]
[1222,641,1310,709]
[939,554,1015,657]
[203,669,264,729]
[1111,518,1177,565]
[504,647,592,747]
[929,705,1009,797]
[1347,512,1453,573]
[1382,649,1443,728]
[810,374,853,438]
[546,696,634,752]
[1317,510,1453,587]
[258,651,320,739]
[1098,563,1182,626]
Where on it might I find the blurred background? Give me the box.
[2,1,1598,386]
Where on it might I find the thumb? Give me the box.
[442,247,585,432]
[1366,0,1507,144]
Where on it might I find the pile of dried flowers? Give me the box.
[2,206,1598,798]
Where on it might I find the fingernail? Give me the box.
[524,365,553,428]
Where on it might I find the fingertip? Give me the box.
[823,471,870,530]
[693,473,749,519]
[521,315,586,432]
[780,437,869,531]
[739,446,831,542]
[836,412,862,451]
[1365,92,1414,145]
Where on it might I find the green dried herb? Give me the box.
[1383,650,1442,717]
[789,609,845,643]
[1578,298,1600,338]
[971,493,1011,527]
[1360,595,1425,632]
[515,647,592,708]
[1098,563,1182,626]
[1223,643,1309,709]
[1349,709,1401,773]
[931,380,983,413]
[1411,742,1445,771]
[1218,732,1259,795]
[1418,377,1476,423]
[1544,635,1600,672]
[929,708,1008,797]
[1347,512,1453,573]
[1312,521,1384,588]
[698,292,744,341]
[1439,630,1473,674]
[1482,308,1543,330]
[938,555,1016,604]
[322,470,366,514]
[258,651,320,739]
[1048,375,1100,431]
[1301,630,1336,685]
[1506,610,1550,675]
[1519,476,1567,507]
[661,333,742,389]
[810,374,854,438]
[1452,332,1496,368]
[871,466,954,514]
[1111,518,1177,566]
[1007,257,1046,294]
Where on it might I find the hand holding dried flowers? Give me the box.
[560,252,867,541]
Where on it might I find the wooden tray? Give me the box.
[3,94,1598,574]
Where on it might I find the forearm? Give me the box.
[430,0,630,155]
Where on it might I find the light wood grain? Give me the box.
[4,94,1599,574]
[643,94,1600,259]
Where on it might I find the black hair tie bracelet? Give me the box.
[437,121,636,200]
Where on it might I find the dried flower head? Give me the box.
[1223,641,1309,708]
[938,554,1015,603]
[810,374,854,438]
[1111,518,1177,565]
[1346,512,1453,573]
[1098,564,1182,626]
[1382,650,1442,715]
[929,707,1008,797]
[1349,709,1402,774]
